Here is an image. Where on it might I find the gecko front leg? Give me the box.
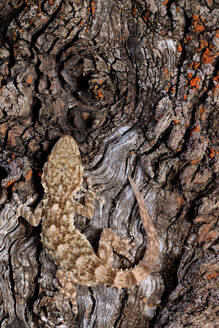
[68,177,96,219]
[13,193,42,227]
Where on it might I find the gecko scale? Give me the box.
[13,136,160,312]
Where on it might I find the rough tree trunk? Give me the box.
[0,0,218,327]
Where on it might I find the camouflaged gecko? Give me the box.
[13,135,160,312]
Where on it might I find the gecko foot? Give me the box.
[56,269,78,314]
[98,228,135,265]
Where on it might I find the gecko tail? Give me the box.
[95,175,160,288]
[111,175,161,288]
[128,175,160,269]
[95,262,152,288]
[112,262,152,288]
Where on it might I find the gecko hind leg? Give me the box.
[97,228,135,265]
[56,269,78,314]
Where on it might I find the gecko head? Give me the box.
[52,136,81,157]
[41,135,84,193]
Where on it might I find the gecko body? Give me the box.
[13,136,160,310]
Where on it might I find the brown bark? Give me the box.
[0,0,218,327]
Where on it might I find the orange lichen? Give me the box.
[163,0,169,5]
[190,62,200,69]
[24,169,32,180]
[190,77,201,88]
[165,83,171,92]
[193,15,199,21]
[194,21,205,33]
[178,45,182,52]
[187,72,193,79]
[194,62,200,69]
[91,1,96,15]
[213,71,219,82]
[183,94,187,100]
[97,89,103,99]
[199,39,208,50]
[193,15,205,33]
[209,148,215,159]
[173,119,178,124]
[206,272,218,280]
[5,179,15,188]
[202,48,217,64]
[27,76,32,84]
[132,7,136,16]
[190,158,201,165]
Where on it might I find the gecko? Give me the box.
[13,135,160,313]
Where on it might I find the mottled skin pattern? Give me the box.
[13,136,160,312]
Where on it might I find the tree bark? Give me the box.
[0,0,218,327]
